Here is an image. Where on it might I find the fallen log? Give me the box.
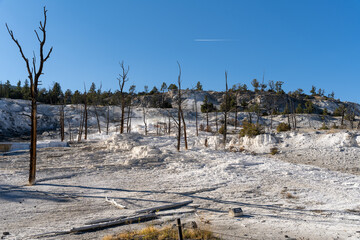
[135,200,193,214]
[84,215,127,225]
[156,209,196,217]
[70,213,157,233]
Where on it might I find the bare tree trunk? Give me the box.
[78,106,85,142]
[117,61,129,134]
[126,105,132,133]
[94,105,101,134]
[6,7,53,185]
[106,105,110,135]
[68,119,72,142]
[206,111,209,131]
[235,108,238,129]
[223,71,228,145]
[215,111,218,132]
[234,92,238,129]
[143,107,148,135]
[29,99,37,185]
[168,114,171,135]
[177,62,182,151]
[287,114,291,128]
[181,109,188,150]
[84,91,88,140]
[60,105,65,141]
[195,95,198,136]
[248,112,252,123]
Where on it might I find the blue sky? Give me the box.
[0,0,360,102]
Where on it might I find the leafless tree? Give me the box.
[84,84,88,140]
[106,105,110,135]
[78,105,85,142]
[223,71,229,144]
[194,92,199,136]
[177,63,182,151]
[126,85,135,133]
[176,62,187,150]
[68,119,72,142]
[93,83,102,134]
[234,90,239,129]
[143,106,148,135]
[6,7,53,185]
[59,105,65,141]
[117,61,129,134]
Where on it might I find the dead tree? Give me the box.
[126,85,135,133]
[223,71,229,144]
[59,104,65,141]
[142,106,148,135]
[93,83,102,134]
[176,62,185,151]
[78,105,85,142]
[68,119,72,142]
[234,91,239,129]
[168,113,171,135]
[194,93,199,136]
[181,109,188,149]
[106,105,110,135]
[6,7,53,185]
[117,61,129,134]
[84,84,88,140]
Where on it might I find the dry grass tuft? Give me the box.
[103,225,220,240]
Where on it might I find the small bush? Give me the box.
[205,125,212,132]
[218,125,225,134]
[103,225,220,240]
[319,123,329,130]
[276,122,291,132]
[331,123,338,129]
[270,147,279,155]
[239,121,264,138]
[199,124,212,132]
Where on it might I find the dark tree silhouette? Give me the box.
[6,7,53,185]
[117,61,129,134]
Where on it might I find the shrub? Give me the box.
[319,123,329,130]
[270,147,279,155]
[103,225,220,240]
[276,122,291,132]
[218,125,225,134]
[205,125,212,132]
[239,121,263,137]
[331,123,338,129]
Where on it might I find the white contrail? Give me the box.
[194,38,237,42]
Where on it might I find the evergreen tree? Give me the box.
[304,100,314,113]
[310,85,316,96]
[195,81,203,91]
[149,86,159,95]
[167,83,178,91]
[50,82,63,104]
[71,90,82,104]
[13,80,23,99]
[275,81,284,94]
[22,79,30,100]
[4,80,11,98]
[296,104,303,114]
[268,80,275,92]
[64,89,72,104]
[160,82,167,93]
[251,79,259,92]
